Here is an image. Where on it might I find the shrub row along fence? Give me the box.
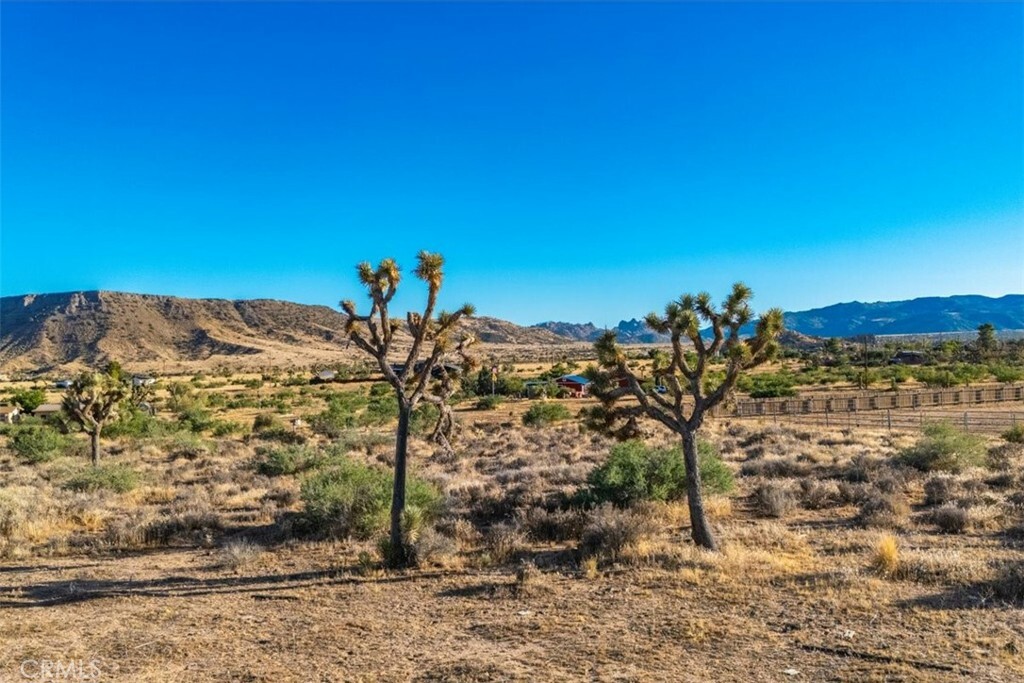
[727,384,1024,434]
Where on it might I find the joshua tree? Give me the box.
[588,283,783,551]
[62,370,130,466]
[342,251,475,566]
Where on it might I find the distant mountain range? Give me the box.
[532,319,666,344]
[532,294,1024,341]
[1,291,1020,373]
[0,291,567,372]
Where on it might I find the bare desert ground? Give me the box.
[2,391,1022,682]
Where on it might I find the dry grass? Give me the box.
[1,413,1023,681]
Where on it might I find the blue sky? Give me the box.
[2,1,1022,325]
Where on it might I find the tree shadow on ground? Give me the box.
[897,564,1023,611]
[0,566,465,609]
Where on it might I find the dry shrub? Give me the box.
[992,561,1024,604]
[579,503,658,563]
[871,468,910,495]
[409,527,458,567]
[518,506,586,543]
[932,504,970,534]
[871,534,900,576]
[984,472,1016,491]
[836,481,870,505]
[923,475,961,506]
[968,504,1008,531]
[484,523,526,565]
[703,496,733,519]
[449,517,482,547]
[580,555,600,580]
[513,560,549,596]
[217,539,264,569]
[800,479,839,510]
[753,481,797,518]
[857,491,909,529]
[725,520,807,553]
[740,457,809,479]
[103,509,158,549]
[987,443,1023,471]
[844,453,883,483]
[898,548,988,585]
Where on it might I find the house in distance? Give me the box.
[555,374,592,398]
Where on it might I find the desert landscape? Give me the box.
[1,288,1023,681]
[3,2,1023,681]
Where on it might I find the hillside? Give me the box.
[0,291,568,373]
[778,294,1024,337]
[535,294,1024,341]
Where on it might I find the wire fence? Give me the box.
[727,384,1024,434]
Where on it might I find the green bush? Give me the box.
[522,402,571,426]
[105,408,175,439]
[739,372,798,398]
[586,440,733,507]
[11,388,47,413]
[475,395,504,411]
[162,431,211,459]
[310,401,357,438]
[359,392,398,427]
[410,403,440,435]
[63,464,140,493]
[9,425,71,463]
[252,414,280,431]
[697,441,736,495]
[1002,424,1024,444]
[210,420,245,437]
[989,365,1024,383]
[177,406,214,433]
[253,426,306,445]
[897,423,987,473]
[255,445,321,476]
[300,458,441,539]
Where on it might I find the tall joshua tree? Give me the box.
[589,283,783,551]
[341,251,475,566]
[62,370,130,466]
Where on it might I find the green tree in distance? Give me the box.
[976,322,998,361]
[11,387,47,413]
[62,369,129,466]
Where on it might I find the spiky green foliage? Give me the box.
[62,369,130,465]
[588,284,782,551]
[341,251,475,566]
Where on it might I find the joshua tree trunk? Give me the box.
[681,429,718,551]
[389,402,412,562]
[90,427,102,467]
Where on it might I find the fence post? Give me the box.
[887,409,892,434]
[963,412,969,433]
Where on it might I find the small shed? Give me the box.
[0,405,20,424]
[32,403,63,419]
[555,374,591,398]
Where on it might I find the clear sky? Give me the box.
[2,1,1022,325]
